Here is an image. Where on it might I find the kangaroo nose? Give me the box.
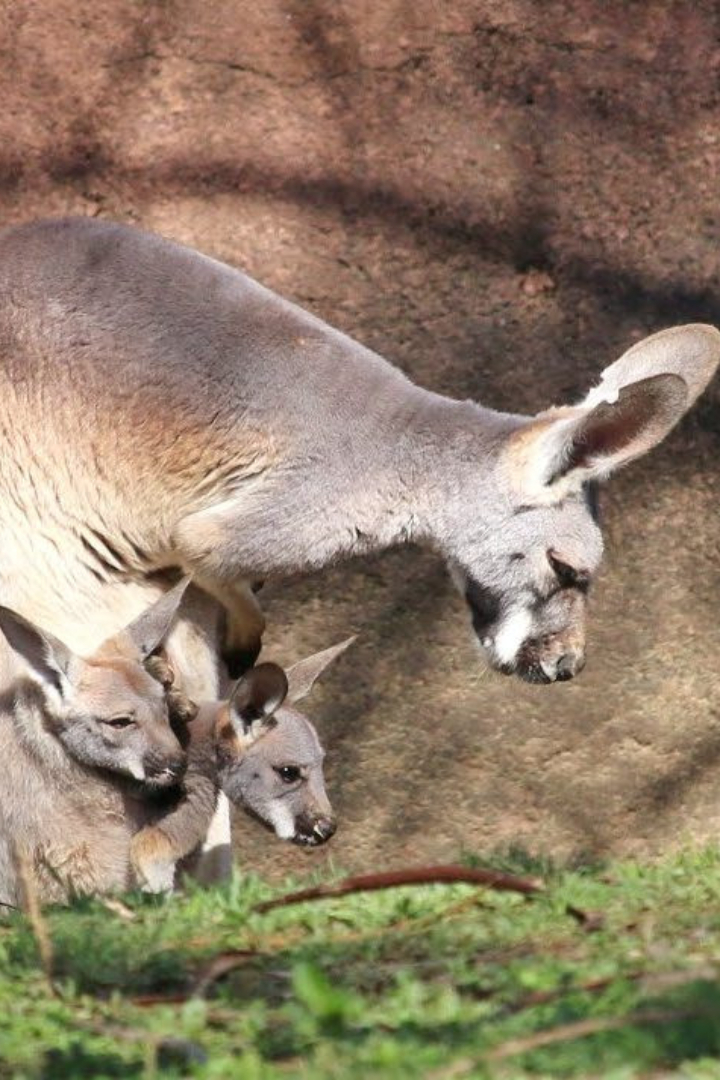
[293,812,337,846]
[312,816,337,843]
[151,759,186,784]
[144,742,186,775]
[553,651,585,682]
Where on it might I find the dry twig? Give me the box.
[253,863,545,914]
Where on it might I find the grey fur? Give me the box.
[0,217,717,683]
[0,593,187,906]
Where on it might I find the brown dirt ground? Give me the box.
[2,0,720,878]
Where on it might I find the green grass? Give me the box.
[5,849,720,1079]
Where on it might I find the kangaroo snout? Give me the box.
[515,639,586,684]
[142,746,187,788]
[550,650,586,682]
[536,648,586,684]
[293,811,337,847]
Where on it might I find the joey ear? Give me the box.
[124,577,191,659]
[286,636,356,704]
[229,662,288,733]
[507,374,688,502]
[0,606,76,696]
[585,324,720,412]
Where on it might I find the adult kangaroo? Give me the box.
[0,217,717,683]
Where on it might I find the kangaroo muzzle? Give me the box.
[142,745,187,789]
[292,812,337,847]
[467,575,589,684]
[514,640,586,684]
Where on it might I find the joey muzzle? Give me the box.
[141,747,187,789]
[293,812,337,847]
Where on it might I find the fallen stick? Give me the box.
[253,863,545,914]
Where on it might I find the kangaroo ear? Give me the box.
[585,324,720,413]
[507,374,688,500]
[0,606,76,697]
[229,662,288,734]
[506,325,720,504]
[124,577,191,659]
[286,636,356,704]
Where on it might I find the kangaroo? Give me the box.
[132,639,354,893]
[0,583,188,906]
[0,217,717,686]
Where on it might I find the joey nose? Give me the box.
[293,813,337,846]
[152,761,185,785]
[148,752,186,783]
[313,816,337,843]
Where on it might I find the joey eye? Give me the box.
[275,766,301,784]
[103,715,135,730]
[548,552,590,592]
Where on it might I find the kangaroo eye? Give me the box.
[275,766,301,784]
[548,552,590,592]
[103,715,135,729]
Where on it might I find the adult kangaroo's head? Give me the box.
[442,325,720,684]
[0,579,190,786]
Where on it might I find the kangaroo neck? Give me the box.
[240,391,513,576]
